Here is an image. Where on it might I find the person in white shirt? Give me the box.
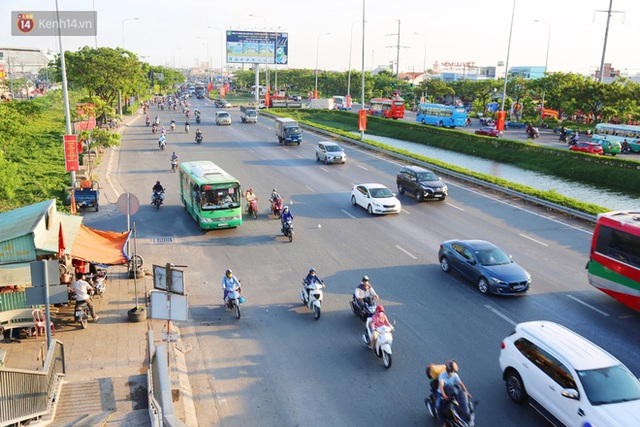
[70,273,98,321]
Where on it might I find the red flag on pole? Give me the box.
[70,191,78,215]
[58,223,66,257]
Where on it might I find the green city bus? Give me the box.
[179,161,243,229]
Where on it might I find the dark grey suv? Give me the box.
[396,166,447,202]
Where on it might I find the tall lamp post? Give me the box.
[499,0,517,136]
[534,19,550,126]
[360,0,366,140]
[197,36,211,82]
[208,26,226,83]
[121,17,138,50]
[315,32,331,99]
[413,32,427,75]
[347,21,359,105]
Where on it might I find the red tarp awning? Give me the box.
[70,225,131,265]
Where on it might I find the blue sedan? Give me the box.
[438,239,531,295]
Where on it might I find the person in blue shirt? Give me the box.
[280,206,294,234]
[436,360,471,427]
[303,268,324,300]
[221,269,240,303]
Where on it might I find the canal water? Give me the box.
[356,133,637,211]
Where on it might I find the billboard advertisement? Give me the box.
[226,31,288,65]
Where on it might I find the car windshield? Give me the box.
[326,145,342,152]
[218,113,229,118]
[476,248,511,266]
[417,172,438,181]
[369,187,394,198]
[578,365,640,405]
[200,189,240,211]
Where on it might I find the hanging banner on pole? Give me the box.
[64,134,79,172]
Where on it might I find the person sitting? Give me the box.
[303,268,324,300]
[369,305,392,350]
[152,181,165,203]
[354,276,379,309]
[436,360,471,427]
[221,269,241,304]
[269,188,281,203]
[70,273,98,322]
[280,206,294,234]
[245,188,257,213]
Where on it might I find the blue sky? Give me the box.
[2,0,639,76]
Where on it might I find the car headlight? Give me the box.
[490,276,508,285]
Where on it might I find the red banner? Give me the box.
[496,111,507,131]
[358,109,367,131]
[64,135,79,172]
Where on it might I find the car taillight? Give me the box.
[501,341,506,349]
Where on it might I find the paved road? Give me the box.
[103,99,640,426]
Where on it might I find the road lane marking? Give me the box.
[320,167,329,172]
[356,164,368,170]
[296,154,304,159]
[485,305,517,326]
[306,186,316,192]
[519,233,548,247]
[395,245,417,259]
[446,202,464,211]
[341,209,356,218]
[277,168,288,175]
[567,295,610,316]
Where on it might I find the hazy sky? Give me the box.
[2,0,639,76]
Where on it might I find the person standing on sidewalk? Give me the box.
[70,273,99,322]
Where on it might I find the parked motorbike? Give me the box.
[195,133,203,144]
[225,284,243,319]
[526,127,539,139]
[282,219,294,242]
[299,279,325,320]
[362,317,394,368]
[425,383,476,427]
[271,198,283,217]
[152,190,165,210]
[350,295,377,322]
[248,198,259,219]
[87,269,107,298]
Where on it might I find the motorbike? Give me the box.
[185,124,190,133]
[622,141,632,154]
[225,284,243,319]
[145,117,151,126]
[271,198,283,217]
[568,134,579,145]
[350,295,377,322]
[159,137,166,151]
[152,124,157,135]
[464,117,472,127]
[362,317,394,368]
[559,133,569,143]
[171,158,178,173]
[526,127,539,139]
[74,300,91,329]
[425,383,476,427]
[248,198,259,219]
[87,270,107,298]
[282,219,294,242]
[170,121,176,131]
[195,133,203,144]
[299,279,325,320]
[152,190,165,210]
[196,115,201,124]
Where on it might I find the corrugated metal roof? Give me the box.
[0,199,54,242]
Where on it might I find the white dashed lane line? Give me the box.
[395,245,417,259]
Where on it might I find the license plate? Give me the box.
[75,310,83,317]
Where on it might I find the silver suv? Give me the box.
[315,141,346,164]
[499,321,640,427]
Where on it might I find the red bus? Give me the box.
[367,96,405,119]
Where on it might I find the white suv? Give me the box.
[499,321,640,427]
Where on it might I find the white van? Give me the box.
[499,321,640,427]
[215,111,231,126]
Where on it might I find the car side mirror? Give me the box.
[561,388,579,400]
[466,259,476,265]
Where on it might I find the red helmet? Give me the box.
[376,305,385,313]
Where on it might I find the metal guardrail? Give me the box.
[292,120,597,224]
[0,339,65,427]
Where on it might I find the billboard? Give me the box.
[226,31,288,65]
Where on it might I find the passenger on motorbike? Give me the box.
[354,276,379,309]
[221,269,241,303]
[369,305,392,351]
[303,268,324,300]
[280,206,294,234]
[436,360,471,427]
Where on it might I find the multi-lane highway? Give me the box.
[96,98,640,426]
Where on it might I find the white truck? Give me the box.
[309,98,335,109]
[240,105,258,123]
[275,117,303,145]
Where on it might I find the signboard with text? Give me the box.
[226,30,288,65]
[64,134,79,172]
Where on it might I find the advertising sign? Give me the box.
[226,31,288,65]
[63,134,79,172]
[12,11,97,36]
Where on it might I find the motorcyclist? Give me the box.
[280,205,294,234]
[145,115,150,126]
[160,125,166,136]
[170,151,178,167]
[170,119,176,130]
[369,305,392,351]
[354,276,379,310]
[152,181,165,203]
[154,115,160,125]
[559,125,567,142]
[245,188,257,213]
[70,273,99,322]
[185,120,190,133]
[269,188,282,212]
[158,134,167,149]
[303,268,324,300]
[569,131,579,145]
[221,269,241,304]
[436,360,471,427]
[526,122,535,136]
[195,129,203,142]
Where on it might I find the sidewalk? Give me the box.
[0,110,197,427]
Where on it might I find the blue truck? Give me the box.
[73,180,100,212]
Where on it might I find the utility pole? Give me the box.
[386,20,408,87]
[595,0,624,82]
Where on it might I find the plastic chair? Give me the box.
[32,309,55,337]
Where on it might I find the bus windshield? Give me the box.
[199,187,241,211]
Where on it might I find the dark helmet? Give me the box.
[446,359,458,373]
[156,181,161,185]
[309,268,316,273]
[225,269,232,276]
[272,188,277,192]
[376,305,384,313]
[362,275,370,283]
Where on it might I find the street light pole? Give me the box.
[534,19,550,127]
[315,32,330,98]
[347,21,359,102]
[208,26,225,83]
[413,32,427,75]
[500,0,517,116]
[360,0,366,139]
[121,17,138,50]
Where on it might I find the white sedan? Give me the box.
[350,183,402,215]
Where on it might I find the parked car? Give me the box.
[569,142,604,155]
[594,139,621,156]
[215,111,232,125]
[499,320,640,427]
[315,141,346,164]
[396,165,447,202]
[475,126,500,137]
[350,183,401,215]
[438,239,531,295]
